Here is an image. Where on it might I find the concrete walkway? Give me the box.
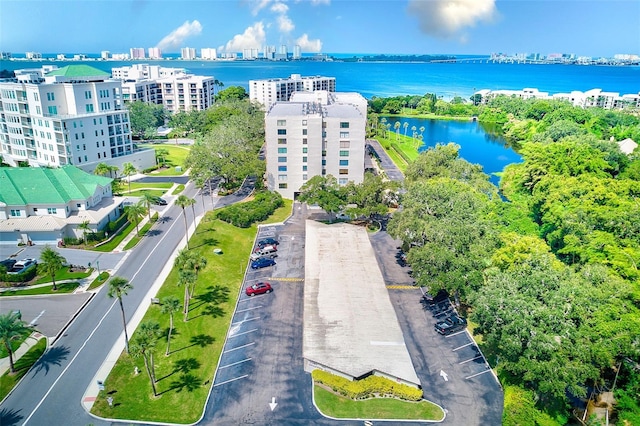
[0,332,46,377]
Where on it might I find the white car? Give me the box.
[8,258,38,274]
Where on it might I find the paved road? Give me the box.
[0,180,254,426]
[0,247,126,272]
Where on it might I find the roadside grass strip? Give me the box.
[0,282,80,296]
[313,385,445,421]
[0,338,47,402]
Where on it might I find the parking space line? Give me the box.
[219,358,252,369]
[267,277,304,282]
[466,369,492,379]
[228,328,258,338]
[445,330,467,338]
[452,342,475,351]
[459,355,483,365]
[224,342,255,353]
[231,316,260,326]
[236,306,262,313]
[214,375,249,387]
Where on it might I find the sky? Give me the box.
[1,0,639,57]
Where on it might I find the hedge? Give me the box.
[216,191,284,228]
[390,142,411,164]
[0,264,38,284]
[312,369,423,402]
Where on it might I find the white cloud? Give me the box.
[295,34,323,52]
[252,0,272,15]
[308,0,330,5]
[277,15,295,33]
[407,0,497,39]
[156,20,203,51]
[223,22,267,52]
[270,2,288,13]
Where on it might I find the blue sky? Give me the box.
[1,0,638,57]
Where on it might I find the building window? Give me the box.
[278,183,288,189]
[278,138,287,144]
[10,209,20,217]
[302,156,307,163]
[47,208,57,214]
[278,156,287,162]
[340,141,350,148]
[303,174,308,180]
[322,160,326,166]
[322,150,327,156]
[277,129,287,135]
[340,160,349,166]
[340,132,349,138]
[340,150,349,157]
[47,106,57,115]
[339,178,348,185]
[302,165,307,171]
[340,122,350,128]
[277,147,287,154]
[277,120,286,126]
[302,120,307,125]
[278,174,287,181]
[339,169,349,175]
[302,129,307,135]
[85,91,92,99]
[46,92,55,101]
[302,138,307,144]
[86,104,94,113]
[278,166,287,172]
[302,147,308,153]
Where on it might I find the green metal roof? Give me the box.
[45,65,110,78]
[0,166,112,206]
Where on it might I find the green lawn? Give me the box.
[0,329,31,358]
[258,198,293,224]
[139,143,191,176]
[33,267,92,284]
[0,338,47,401]
[123,216,157,250]
[88,272,110,291]
[313,386,445,421]
[91,214,256,423]
[126,182,174,191]
[92,220,136,252]
[0,282,79,297]
[172,184,185,195]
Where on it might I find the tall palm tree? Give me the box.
[130,320,161,396]
[160,296,181,356]
[174,249,206,298]
[122,162,137,194]
[380,117,388,137]
[126,202,146,237]
[419,126,425,139]
[140,191,156,222]
[394,121,400,141]
[155,148,169,167]
[178,270,196,321]
[77,220,91,245]
[175,195,195,249]
[108,276,133,353]
[411,125,417,139]
[403,121,409,138]
[0,312,30,374]
[40,246,66,291]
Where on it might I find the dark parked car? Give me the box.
[257,238,279,248]
[435,314,467,335]
[152,197,168,206]
[0,258,16,271]
[422,289,449,306]
[251,257,276,269]
[245,282,273,296]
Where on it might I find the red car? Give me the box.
[245,282,273,296]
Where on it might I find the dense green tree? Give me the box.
[215,85,248,102]
[108,277,133,353]
[298,175,347,221]
[343,172,399,220]
[127,102,166,138]
[167,110,206,137]
[40,246,66,291]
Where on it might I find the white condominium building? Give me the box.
[112,64,186,81]
[130,47,145,59]
[201,48,217,60]
[265,91,367,199]
[476,87,640,109]
[250,74,336,109]
[156,74,215,113]
[148,47,162,59]
[0,65,135,169]
[181,47,196,60]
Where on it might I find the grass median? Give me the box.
[0,282,79,296]
[91,212,256,423]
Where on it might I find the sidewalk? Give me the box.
[0,332,46,377]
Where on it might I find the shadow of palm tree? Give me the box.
[0,408,23,426]
[169,334,215,355]
[146,229,163,237]
[190,285,230,311]
[190,305,225,320]
[31,345,70,376]
[160,373,201,394]
[156,357,200,382]
[157,215,173,224]
[191,237,219,248]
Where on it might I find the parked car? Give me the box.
[257,238,279,248]
[152,196,168,206]
[8,258,38,274]
[245,282,273,296]
[250,245,278,261]
[0,258,16,271]
[251,257,276,269]
[422,289,449,306]
[435,314,467,335]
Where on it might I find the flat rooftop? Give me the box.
[303,220,420,386]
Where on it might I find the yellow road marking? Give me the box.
[386,285,419,290]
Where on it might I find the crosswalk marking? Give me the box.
[267,277,304,282]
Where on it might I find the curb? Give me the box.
[51,292,96,345]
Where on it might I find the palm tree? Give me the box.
[94,162,111,177]
[0,312,30,374]
[130,320,161,396]
[108,276,133,353]
[380,117,388,137]
[411,125,417,139]
[178,270,196,321]
[140,191,156,222]
[403,121,409,139]
[419,126,425,139]
[160,296,181,356]
[122,162,137,194]
[385,123,391,137]
[394,121,400,141]
[155,148,169,167]
[175,195,195,249]
[40,246,66,291]
[126,202,146,237]
[77,220,91,245]
[174,249,206,298]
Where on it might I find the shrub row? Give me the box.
[216,191,284,228]
[312,369,423,401]
[0,265,38,284]
[390,142,411,164]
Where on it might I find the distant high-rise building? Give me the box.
[264,46,276,60]
[111,53,130,60]
[56,54,66,60]
[25,52,42,60]
[242,49,259,60]
[101,51,111,60]
[148,47,162,59]
[201,48,217,60]
[130,47,146,60]
[250,74,337,109]
[181,47,196,60]
[1,52,12,60]
[293,45,301,60]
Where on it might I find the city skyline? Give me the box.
[1,0,639,57]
